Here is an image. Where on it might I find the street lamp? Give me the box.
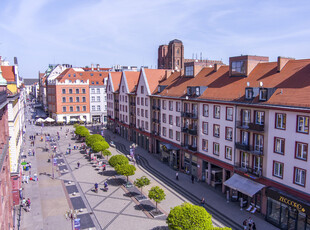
[65,209,79,230]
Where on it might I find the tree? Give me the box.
[102,149,112,160]
[115,164,136,183]
[75,126,89,137]
[134,176,150,197]
[166,203,230,230]
[148,186,166,212]
[108,155,129,167]
[92,141,106,153]
[85,134,104,148]
[73,123,80,129]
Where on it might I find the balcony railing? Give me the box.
[182,127,188,133]
[188,128,197,136]
[235,142,264,156]
[236,121,264,132]
[115,108,119,111]
[130,102,135,106]
[188,145,197,152]
[152,105,160,110]
[181,112,198,119]
[152,118,159,123]
[234,162,262,178]
[0,90,7,105]
[115,99,119,103]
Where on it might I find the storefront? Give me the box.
[92,115,101,123]
[160,142,180,170]
[266,187,310,230]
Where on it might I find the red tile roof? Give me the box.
[143,69,167,93]
[1,66,15,82]
[124,71,140,93]
[110,72,122,92]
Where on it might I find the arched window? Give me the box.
[177,48,180,54]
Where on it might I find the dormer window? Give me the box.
[259,88,267,101]
[231,61,245,75]
[245,88,253,100]
[185,66,194,76]
[195,87,200,96]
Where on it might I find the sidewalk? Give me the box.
[103,129,279,230]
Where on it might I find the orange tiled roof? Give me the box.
[2,66,15,82]
[124,71,140,93]
[143,69,167,93]
[110,72,122,92]
[56,68,109,84]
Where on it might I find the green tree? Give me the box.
[166,203,230,230]
[85,134,104,148]
[115,164,136,183]
[92,141,106,153]
[134,176,150,197]
[108,155,129,167]
[148,186,166,212]
[75,126,89,137]
[73,123,80,129]
[102,149,112,160]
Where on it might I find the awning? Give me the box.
[223,174,265,197]
[160,142,179,151]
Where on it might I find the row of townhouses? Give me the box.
[106,55,310,230]
[0,56,26,229]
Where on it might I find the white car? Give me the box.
[110,141,115,148]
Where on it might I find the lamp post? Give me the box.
[65,209,79,230]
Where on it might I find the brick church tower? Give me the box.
[158,39,184,70]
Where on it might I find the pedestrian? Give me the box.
[200,197,205,206]
[176,172,179,180]
[243,219,248,230]
[248,217,253,230]
[28,162,32,169]
[252,222,256,230]
[191,175,194,184]
[77,162,80,168]
[26,198,31,212]
[34,135,36,140]
[65,134,67,138]
[32,149,35,156]
[26,175,29,184]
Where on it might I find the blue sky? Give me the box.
[1,0,310,78]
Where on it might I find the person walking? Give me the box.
[77,162,80,168]
[176,172,179,180]
[243,219,248,230]
[248,217,253,230]
[200,197,205,206]
[191,175,194,184]
[252,222,256,230]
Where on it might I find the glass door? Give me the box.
[242,109,250,127]
[288,207,297,230]
[241,131,249,145]
[241,152,249,169]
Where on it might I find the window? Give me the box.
[97,105,100,111]
[162,100,167,110]
[62,97,66,103]
[253,156,262,176]
[202,122,208,135]
[242,109,251,126]
[176,117,180,127]
[91,96,95,102]
[203,104,209,117]
[226,107,233,121]
[255,111,265,125]
[297,116,309,133]
[254,134,263,153]
[70,106,73,112]
[169,129,173,139]
[62,89,66,94]
[137,97,140,105]
[163,127,167,137]
[82,88,86,94]
[62,107,66,112]
[141,109,144,117]
[213,143,219,156]
[185,66,194,76]
[96,88,100,94]
[259,89,267,101]
[83,106,86,111]
[76,97,79,102]
[92,105,95,111]
[76,89,79,94]
[231,61,245,74]
[176,102,181,112]
[273,161,283,179]
[69,89,73,94]
[162,114,166,123]
[214,105,220,119]
[82,97,86,102]
[96,82,98,84]
[145,110,148,118]
[145,98,148,106]
[275,113,286,129]
[202,139,208,152]
[137,108,140,116]
[69,97,73,103]
[76,106,80,112]
[274,137,285,155]
[141,98,144,106]
[225,146,232,160]
[213,124,220,137]
[145,121,148,130]
[245,88,253,99]
[97,96,100,102]
[294,167,306,186]
[141,86,144,94]
[241,131,249,145]
[225,127,233,141]
[169,115,173,125]
[296,142,308,161]
[176,131,180,141]
[169,101,173,111]
[241,152,249,168]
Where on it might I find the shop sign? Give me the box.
[279,196,306,213]
[162,145,168,152]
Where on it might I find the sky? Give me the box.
[1,0,310,78]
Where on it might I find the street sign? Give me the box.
[74,218,80,230]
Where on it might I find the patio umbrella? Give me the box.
[70,118,78,122]
[45,117,55,122]
[21,162,27,165]
[79,117,86,121]
[36,118,45,123]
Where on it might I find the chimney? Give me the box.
[97,64,100,71]
[91,64,94,71]
[277,56,294,72]
[214,63,221,72]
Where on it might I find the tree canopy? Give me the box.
[102,149,112,159]
[166,203,231,230]
[75,126,89,137]
[85,134,105,147]
[148,186,166,212]
[134,176,150,196]
[115,164,136,182]
[92,141,107,153]
[108,155,129,167]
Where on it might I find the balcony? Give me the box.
[115,108,119,111]
[152,118,159,123]
[188,145,197,152]
[130,112,134,116]
[182,127,188,133]
[115,99,119,103]
[234,163,262,178]
[188,128,197,136]
[152,105,160,110]
[236,121,264,132]
[115,117,119,121]
[181,112,198,119]
[235,142,264,156]
[130,102,135,106]
[152,130,159,135]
